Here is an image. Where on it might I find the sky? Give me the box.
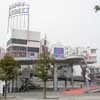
[0,0,100,64]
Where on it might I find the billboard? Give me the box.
[54,47,64,58]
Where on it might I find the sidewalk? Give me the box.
[0,90,59,100]
[1,90,100,100]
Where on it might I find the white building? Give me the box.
[65,46,97,65]
[7,29,41,62]
[6,2,42,65]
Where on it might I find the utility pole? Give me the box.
[26,3,30,58]
[53,64,58,91]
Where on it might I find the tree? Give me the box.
[94,5,100,12]
[0,54,20,98]
[34,52,54,99]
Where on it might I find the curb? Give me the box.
[40,97,59,100]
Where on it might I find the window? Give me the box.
[7,38,27,45]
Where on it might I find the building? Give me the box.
[65,47,97,65]
[50,44,97,80]
[51,44,97,65]
[7,29,40,64]
[7,2,41,65]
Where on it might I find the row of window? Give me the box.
[7,38,40,45]
[7,46,39,52]
[9,52,35,57]
[7,38,27,45]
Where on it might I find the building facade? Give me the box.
[65,47,97,65]
[7,29,40,62]
[7,2,41,63]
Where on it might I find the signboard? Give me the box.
[54,48,64,58]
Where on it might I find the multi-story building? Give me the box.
[7,29,40,64]
[6,2,41,65]
[50,43,97,79]
[51,43,97,65]
[65,47,97,65]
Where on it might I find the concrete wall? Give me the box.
[11,29,40,41]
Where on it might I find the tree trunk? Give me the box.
[65,79,67,88]
[12,79,14,93]
[71,65,74,88]
[4,80,7,99]
[43,80,47,99]
[15,76,18,92]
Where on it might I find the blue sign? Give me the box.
[54,48,64,57]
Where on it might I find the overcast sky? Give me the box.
[0,0,100,64]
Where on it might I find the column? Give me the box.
[53,64,58,91]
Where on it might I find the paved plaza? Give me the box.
[0,90,100,100]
